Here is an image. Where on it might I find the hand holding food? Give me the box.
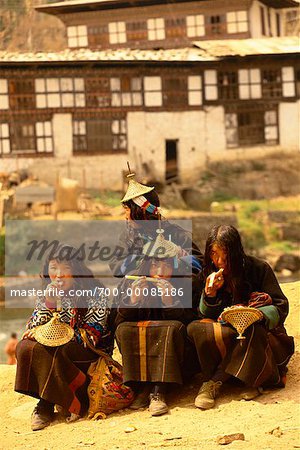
[205,268,224,297]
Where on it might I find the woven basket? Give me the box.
[34,312,74,347]
[143,232,179,258]
[220,306,263,339]
[121,174,154,202]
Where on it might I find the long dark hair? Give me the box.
[204,225,247,302]
[40,243,99,324]
[123,189,160,221]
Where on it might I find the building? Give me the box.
[0,0,299,189]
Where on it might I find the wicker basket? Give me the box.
[34,312,74,347]
[220,306,263,340]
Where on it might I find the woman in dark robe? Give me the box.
[109,171,203,277]
[114,232,201,416]
[15,244,112,431]
[187,225,294,410]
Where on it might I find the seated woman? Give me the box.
[187,225,294,410]
[114,231,200,416]
[109,170,203,277]
[15,244,111,431]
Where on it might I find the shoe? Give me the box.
[149,393,169,416]
[194,380,222,410]
[129,385,152,410]
[240,387,261,401]
[31,405,54,431]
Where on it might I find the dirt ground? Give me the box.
[1,282,299,450]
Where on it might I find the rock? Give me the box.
[274,254,300,273]
[124,426,137,433]
[268,426,283,438]
[217,433,245,445]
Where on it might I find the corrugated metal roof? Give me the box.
[0,38,298,64]
[0,47,218,63]
[193,37,300,57]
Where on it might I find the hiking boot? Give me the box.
[149,393,169,416]
[130,385,151,410]
[31,402,54,431]
[240,387,261,401]
[194,380,222,410]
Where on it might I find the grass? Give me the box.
[212,196,300,254]
[92,190,122,207]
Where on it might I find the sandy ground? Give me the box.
[1,282,299,450]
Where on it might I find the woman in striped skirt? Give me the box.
[187,225,294,410]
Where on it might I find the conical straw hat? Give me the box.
[121,173,154,203]
[34,312,74,347]
[142,230,179,259]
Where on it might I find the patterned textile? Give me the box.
[116,320,186,384]
[187,319,294,387]
[15,340,98,416]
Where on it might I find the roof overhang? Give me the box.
[35,0,203,16]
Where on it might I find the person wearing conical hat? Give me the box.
[15,244,112,431]
[109,169,203,277]
[113,228,202,417]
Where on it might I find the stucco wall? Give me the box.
[279,101,300,150]
[127,108,225,184]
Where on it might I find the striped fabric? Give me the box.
[15,340,99,416]
[116,320,186,384]
[187,320,294,388]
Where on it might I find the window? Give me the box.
[35,78,85,108]
[206,15,225,35]
[73,120,87,152]
[282,67,295,97]
[260,6,266,36]
[112,119,127,151]
[108,21,126,44]
[0,79,9,110]
[144,77,162,106]
[204,70,218,101]
[238,69,261,99]
[218,71,238,100]
[9,79,35,109]
[110,77,143,107]
[147,18,165,40]
[186,15,205,37]
[67,25,88,48]
[226,11,248,33]
[165,17,186,38]
[225,106,278,148]
[0,123,10,155]
[73,118,127,154]
[10,123,35,152]
[88,25,109,47]
[188,76,202,105]
[126,21,147,41]
[86,77,110,107]
[261,69,282,98]
[264,110,278,145]
[36,121,53,153]
[162,77,187,107]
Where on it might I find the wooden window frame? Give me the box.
[147,17,165,41]
[0,123,10,155]
[162,76,188,107]
[186,14,205,37]
[9,79,35,110]
[0,79,9,110]
[35,77,85,109]
[217,71,239,101]
[226,11,248,34]
[261,69,282,98]
[108,21,127,44]
[110,76,143,107]
[67,25,88,48]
